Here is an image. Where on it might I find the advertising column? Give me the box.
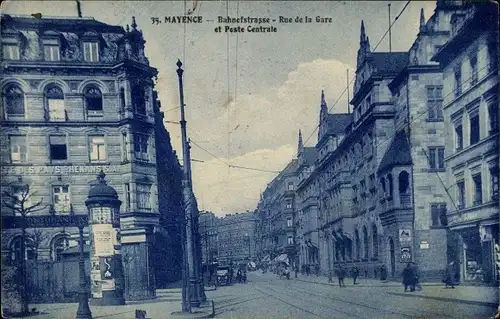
[89,206,125,305]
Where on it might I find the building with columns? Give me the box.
[432,1,499,284]
[0,14,178,299]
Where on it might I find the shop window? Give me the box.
[45,85,65,121]
[469,112,480,145]
[472,173,482,205]
[3,84,25,118]
[43,39,60,61]
[431,203,447,227]
[428,147,445,170]
[84,86,103,114]
[136,183,152,209]
[83,41,99,62]
[49,135,68,161]
[488,100,499,135]
[427,86,443,121]
[9,135,26,163]
[89,135,106,162]
[53,185,70,213]
[134,133,149,161]
[454,123,463,151]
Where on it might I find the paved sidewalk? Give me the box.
[288,272,499,307]
[20,289,185,319]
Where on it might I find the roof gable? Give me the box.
[378,130,413,173]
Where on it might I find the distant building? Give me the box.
[199,211,218,263]
[217,212,257,264]
[432,1,499,284]
[0,13,178,299]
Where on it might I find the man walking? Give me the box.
[337,265,346,287]
[351,266,359,285]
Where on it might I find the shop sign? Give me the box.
[399,229,411,243]
[1,164,120,176]
[93,224,114,256]
[400,247,412,263]
[101,279,116,291]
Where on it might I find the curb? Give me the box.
[386,292,498,308]
[170,300,215,319]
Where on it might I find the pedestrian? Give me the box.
[336,265,346,287]
[411,262,422,291]
[351,266,359,285]
[402,263,414,292]
[380,264,388,281]
[306,264,310,276]
[443,261,457,288]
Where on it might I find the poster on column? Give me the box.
[93,224,114,256]
[91,256,103,298]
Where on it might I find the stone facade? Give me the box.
[198,211,218,263]
[216,212,257,264]
[0,14,177,299]
[432,1,499,284]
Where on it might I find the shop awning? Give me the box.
[276,254,289,263]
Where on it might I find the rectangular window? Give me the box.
[457,180,465,209]
[2,43,20,60]
[428,147,445,169]
[287,218,292,227]
[83,42,99,62]
[48,98,65,121]
[472,173,482,205]
[136,183,151,209]
[89,136,106,162]
[287,236,294,245]
[53,185,70,213]
[469,113,480,145]
[431,203,447,227]
[287,182,294,191]
[134,134,149,161]
[9,135,26,163]
[43,41,60,61]
[488,100,499,135]
[490,166,499,201]
[427,86,443,120]
[122,132,129,162]
[124,183,131,210]
[49,135,67,161]
[455,123,463,151]
[470,54,478,86]
[454,67,462,97]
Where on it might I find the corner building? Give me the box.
[1,14,162,300]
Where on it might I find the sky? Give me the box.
[2,0,437,216]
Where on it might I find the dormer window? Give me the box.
[83,41,99,62]
[43,39,60,61]
[84,86,103,115]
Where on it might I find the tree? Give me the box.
[2,183,48,315]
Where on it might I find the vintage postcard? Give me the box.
[1,0,498,318]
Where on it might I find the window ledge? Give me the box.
[426,118,444,123]
[430,226,447,229]
[427,168,446,173]
[89,161,110,165]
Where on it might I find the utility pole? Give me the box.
[176,59,202,308]
[388,3,392,52]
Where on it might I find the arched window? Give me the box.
[398,171,410,195]
[3,84,25,117]
[51,235,70,261]
[131,86,146,115]
[387,174,394,199]
[362,226,369,259]
[372,224,378,258]
[10,236,36,263]
[355,229,360,259]
[45,85,65,121]
[84,86,103,112]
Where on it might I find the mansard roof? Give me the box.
[369,52,409,76]
[377,130,413,173]
[327,113,354,135]
[1,14,125,34]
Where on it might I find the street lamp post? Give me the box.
[75,221,92,319]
